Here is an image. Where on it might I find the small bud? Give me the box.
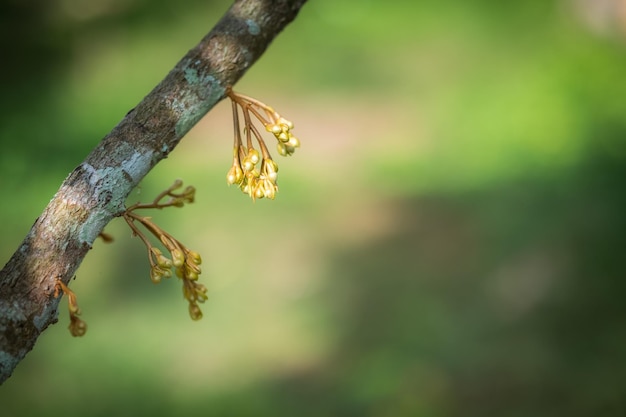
[69,317,88,337]
[183,186,196,203]
[189,303,203,321]
[263,182,276,199]
[171,249,185,267]
[264,158,278,172]
[288,136,300,148]
[157,254,172,269]
[279,118,294,130]
[254,185,265,199]
[242,158,255,172]
[277,142,287,156]
[175,267,184,279]
[196,284,208,299]
[186,270,199,281]
[284,145,296,156]
[188,251,202,265]
[171,179,183,190]
[268,124,282,135]
[248,148,260,164]
[150,267,163,283]
[263,159,279,182]
[227,165,244,185]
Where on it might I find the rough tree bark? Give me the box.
[0,0,307,384]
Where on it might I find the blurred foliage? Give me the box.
[1,0,626,416]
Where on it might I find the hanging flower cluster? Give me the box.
[226,89,300,200]
[55,277,88,337]
[123,180,207,320]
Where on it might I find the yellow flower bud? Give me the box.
[248,148,260,164]
[227,165,244,185]
[254,184,265,199]
[263,181,276,199]
[263,159,278,182]
[150,267,163,283]
[277,142,287,156]
[284,145,296,156]
[175,267,184,279]
[268,124,282,135]
[279,117,294,130]
[156,254,172,269]
[242,158,255,172]
[171,249,185,267]
[186,270,199,281]
[189,303,203,321]
[288,136,300,148]
[264,158,278,172]
[196,284,208,300]
[188,251,202,265]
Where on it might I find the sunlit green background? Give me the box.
[2,0,626,415]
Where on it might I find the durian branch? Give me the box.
[0,0,307,384]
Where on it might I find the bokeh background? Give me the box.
[2,0,626,415]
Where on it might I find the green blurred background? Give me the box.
[2,0,626,415]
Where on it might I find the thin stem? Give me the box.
[232,98,242,150]
[126,181,185,211]
[229,89,273,126]
[246,104,272,126]
[122,214,158,265]
[242,104,256,150]
[159,231,185,255]
[249,123,271,159]
[230,90,269,110]
[238,145,247,163]
[123,214,153,248]
[124,212,164,243]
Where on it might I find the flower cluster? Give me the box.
[226,89,300,200]
[123,180,207,320]
[55,278,88,337]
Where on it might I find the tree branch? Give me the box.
[0,0,307,384]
